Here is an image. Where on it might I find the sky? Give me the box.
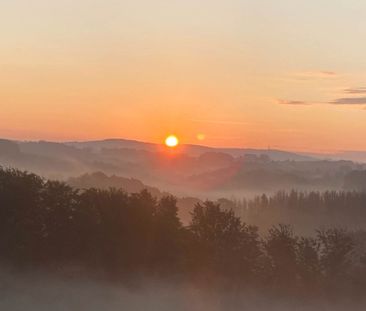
[1,0,366,152]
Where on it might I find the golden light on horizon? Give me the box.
[165,135,179,148]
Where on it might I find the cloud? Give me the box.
[330,97,366,105]
[277,85,366,108]
[278,99,311,106]
[319,71,337,76]
[292,71,338,80]
[327,87,366,106]
[344,87,366,94]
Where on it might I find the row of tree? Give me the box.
[0,167,365,299]
[219,190,366,234]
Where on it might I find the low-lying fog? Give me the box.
[0,271,363,311]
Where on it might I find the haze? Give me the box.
[4,2,366,310]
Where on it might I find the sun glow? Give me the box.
[165,135,179,148]
[197,133,206,141]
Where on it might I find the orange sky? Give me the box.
[1,0,366,152]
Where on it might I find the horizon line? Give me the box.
[1,136,365,155]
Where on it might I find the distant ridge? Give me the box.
[66,138,314,161]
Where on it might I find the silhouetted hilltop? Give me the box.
[67,138,158,152]
[67,171,163,198]
[0,138,365,196]
[68,139,314,161]
[303,150,366,163]
[0,139,21,157]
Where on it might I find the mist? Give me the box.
[3,0,366,308]
[1,270,364,311]
[1,166,366,310]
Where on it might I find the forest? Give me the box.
[1,166,366,304]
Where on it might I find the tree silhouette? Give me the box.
[190,201,261,281]
[264,224,298,290]
[0,166,364,300]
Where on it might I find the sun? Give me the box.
[165,135,179,148]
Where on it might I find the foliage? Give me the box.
[0,167,365,299]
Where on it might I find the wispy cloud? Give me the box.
[320,71,337,76]
[330,97,366,105]
[291,70,338,81]
[328,87,366,105]
[344,87,366,94]
[277,80,366,109]
[277,99,312,106]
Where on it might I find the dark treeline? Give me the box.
[221,190,366,234]
[1,167,366,301]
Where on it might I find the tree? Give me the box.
[317,228,354,280]
[0,168,44,264]
[189,201,261,281]
[264,224,298,289]
[150,196,185,274]
[296,237,321,291]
